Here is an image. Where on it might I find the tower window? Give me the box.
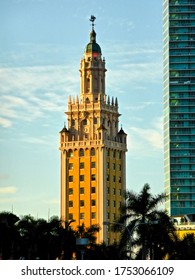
[91,174,96,181]
[71,119,75,126]
[69,201,73,207]
[80,213,84,220]
[80,162,84,169]
[69,176,73,182]
[68,150,73,157]
[83,119,87,125]
[91,162,96,168]
[91,200,96,206]
[94,118,97,124]
[107,162,109,169]
[69,213,73,220]
[106,174,109,181]
[107,187,110,194]
[113,201,116,207]
[118,164,121,171]
[113,176,115,183]
[107,200,110,206]
[112,163,115,170]
[118,177,121,183]
[91,148,96,156]
[91,187,96,193]
[80,187,84,194]
[80,200,84,207]
[91,212,96,219]
[69,163,73,170]
[80,175,84,182]
[79,149,84,157]
[113,188,116,195]
[69,188,73,195]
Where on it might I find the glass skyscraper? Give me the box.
[163,0,195,218]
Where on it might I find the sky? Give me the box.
[0,0,164,220]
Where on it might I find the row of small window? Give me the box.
[171,201,195,207]
[106,213,117,220]
[69,200,96,207]
[170,85,195,91]
[170,128,195,134]
[106,162,122,171]
[69,212,96,220]
[170,71,195,77]
[171,193,195,199]
[67,148,122,159]
[170,120,195,126]
[170,142,195,148]
[170,14,195,20]
[170,21,195,27]
[69,187,96,195]
[171,179,195,184]
[171,171,195,178]
[170,0,195,4]
[170,62,195,70]
[107,188,122,195]
[69,162,95,170]
[170,107,195,113]
[170,48,195,55]
[107,200,122,208]
[69,174,96,182]
[170,157,195,163]
[106,175,122,183]
[106,150,122,159]
[171,187,195,193]
[68,148,96,157]
[72,118,98,126]
[170,6,195,12]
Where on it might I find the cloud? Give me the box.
[0,186,17,194]
[0,64,79,128]
[126,117,163,155]
[0,117,12,128]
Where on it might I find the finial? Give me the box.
[90,15,96,30]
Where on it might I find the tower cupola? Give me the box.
[85,15,101,57]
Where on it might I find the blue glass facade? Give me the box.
[163,0,195,216]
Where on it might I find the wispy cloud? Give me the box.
[126,117,163,156]
[0,64,79,128]
[0,186,17,194]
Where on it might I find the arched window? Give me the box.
[68,149,73,157]
[79,149,84,157]
[83,119,87,125]
[91,148,95,156]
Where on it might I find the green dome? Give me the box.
[85,42,101,54]
[85,29,101,54]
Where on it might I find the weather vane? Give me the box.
[90,15,96,30]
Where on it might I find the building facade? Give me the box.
[163,0,195,218]
[59,16,127,243]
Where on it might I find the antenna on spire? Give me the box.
[90,15,96,30]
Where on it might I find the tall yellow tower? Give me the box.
[59,16,127,243]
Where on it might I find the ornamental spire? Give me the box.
[90,15,96,31]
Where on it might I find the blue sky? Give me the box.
[0,0,164,219]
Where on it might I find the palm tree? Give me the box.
[115,183,176,259]
[0,211,20,259]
